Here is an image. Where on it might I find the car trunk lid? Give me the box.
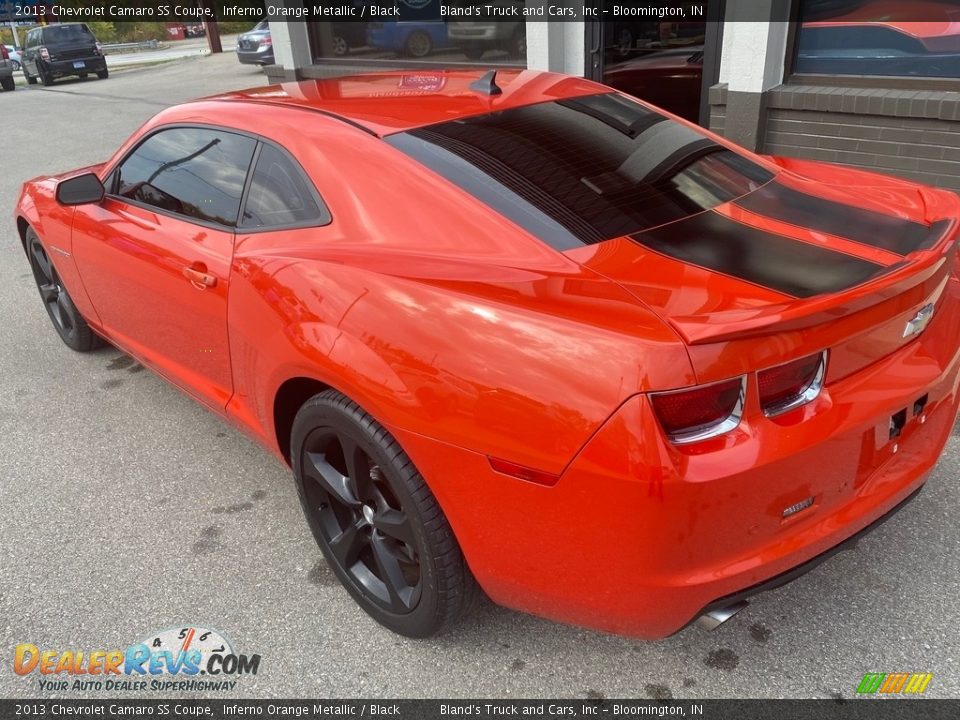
[569,177,959,384]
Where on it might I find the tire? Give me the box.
[26,229,104,352]
[332,34,348,57]
[404,30,432,59]
[25,70,37,85]
[462,43,484,61]
[11,60,20,71]
[292,390,479,638]
[96,68,108,79]
[0,75,13,92]
[40,66,53,86]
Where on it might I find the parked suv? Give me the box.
[21,23,107,86]
[0,44,14,92]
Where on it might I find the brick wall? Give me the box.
[709,83,960,192]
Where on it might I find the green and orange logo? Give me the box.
[856,672,933,695]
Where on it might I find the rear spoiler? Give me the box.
[668,218,959,345]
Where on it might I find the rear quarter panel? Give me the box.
[213,107,695,474]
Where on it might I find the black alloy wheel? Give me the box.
[292,390,478,637]
[26,229,103,352]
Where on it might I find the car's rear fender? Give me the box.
[393,277,960,638]
[224,244,696,479]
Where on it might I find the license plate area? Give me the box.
[858,392,933,487]
[879,393,932,447]
[73,61,85,69]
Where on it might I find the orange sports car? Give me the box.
[14,70,960,638]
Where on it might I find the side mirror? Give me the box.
[56,173,105,206]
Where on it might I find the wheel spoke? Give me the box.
[328,518,367,568]
[31,244,53,282]
[370,534,415,612]
[49,295,65,328]
[39,282,58,304]
[340,435,373,502]
[304,451,359,508]
[372,509,415,547]
[56,296,73,332]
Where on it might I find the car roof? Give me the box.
[202,69,609,137]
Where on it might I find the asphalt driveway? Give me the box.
[0,52,958,700]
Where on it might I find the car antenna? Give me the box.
[470,70,503,96]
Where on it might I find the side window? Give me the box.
[113,127,256,227]
[26,30,37,49]
[240,144,329,229]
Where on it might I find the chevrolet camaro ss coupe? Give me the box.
[14,70,960,639]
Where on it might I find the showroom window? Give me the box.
[794,0,960,78]
[307,6,527,67]
[600,1,712,123]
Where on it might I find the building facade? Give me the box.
[265,0,960,191]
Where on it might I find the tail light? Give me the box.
[0,45,7,60]
[758,351,827,417]
[39,47,50,61]
[259,37,273,49]
[95,42,103,55]
[650,376,746,444]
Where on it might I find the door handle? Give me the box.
[182,264,217,289]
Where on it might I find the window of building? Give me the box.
[599,2,711,123]
[308,11,527,67]
[114,127,256,227]
[794,0,960,78]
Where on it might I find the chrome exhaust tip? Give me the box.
[696,600,749,631]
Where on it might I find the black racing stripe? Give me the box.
[630,211,886,298]
[735,182,944,255]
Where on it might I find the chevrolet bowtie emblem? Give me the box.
[903,303,935,338]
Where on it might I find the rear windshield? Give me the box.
[386,93,773,250]
[43,24,95,44]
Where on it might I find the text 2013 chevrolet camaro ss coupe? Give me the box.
[14,70,960,639]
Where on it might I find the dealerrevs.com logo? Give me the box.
[14,626,261,692]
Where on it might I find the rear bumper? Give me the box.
[690,482,923,630]
[45,56,106,76]
[396,279,960,638]
[449,28,503,42]
[236,49,274,65]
